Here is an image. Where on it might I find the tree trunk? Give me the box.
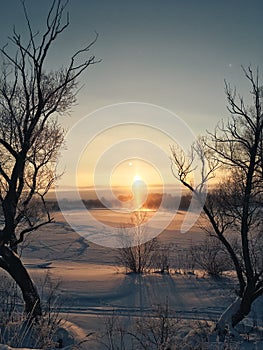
[0,246,42,317]
[231,287,254,328]
[215,288,254,338]
[215,297,241,339]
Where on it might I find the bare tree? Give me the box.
[0,0,98,317]
[117,211,158,274]
[171,67,263,335]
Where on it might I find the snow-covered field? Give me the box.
[3,209,263,349]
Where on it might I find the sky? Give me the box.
[0,0,263,196]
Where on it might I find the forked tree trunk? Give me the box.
[0,246,42,317]
[215,297,241,338]
[215,288,254,338]
[231,286,254,327]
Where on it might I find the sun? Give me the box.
[131,174,148,210]
[133,174,142,182]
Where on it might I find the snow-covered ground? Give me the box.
[2,209,263,349]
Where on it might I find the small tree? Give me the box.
[171,66,263,335]
[0,0,98,317]
[117,211,158,274]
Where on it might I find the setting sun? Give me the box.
[133,174,142,183]
[132,174,148,210]
[108,159,163,189]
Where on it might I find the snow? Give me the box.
[1,209,263,349]
[0,347,38,350]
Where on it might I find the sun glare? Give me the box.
[133,174,142,182]
[108,159,163,191]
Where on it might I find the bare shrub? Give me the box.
[116,211,158,274]
[173,248,196,274]
[98,300,179,350]
[130,300,179,349]
[0,271,68,349]
[96,312,129,350]
[96,303,256,350]
[151,244,171,274]
[191,236,232,276]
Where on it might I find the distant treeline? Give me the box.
[142,193,192,210]
[45,193,192,212]
[46,198,107,211]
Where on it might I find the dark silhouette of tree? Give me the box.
[0,0,98,317]
[171,67,263,336]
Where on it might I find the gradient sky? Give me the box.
[0,1,262,191]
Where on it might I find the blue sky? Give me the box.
[0,0,262,188]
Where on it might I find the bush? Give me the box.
[190,236,232,276]
[116,211,158,274]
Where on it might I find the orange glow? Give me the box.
[75,123,174,189]
[132,174,148,209]
[110,159,162,188]
[133,174,142,182]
